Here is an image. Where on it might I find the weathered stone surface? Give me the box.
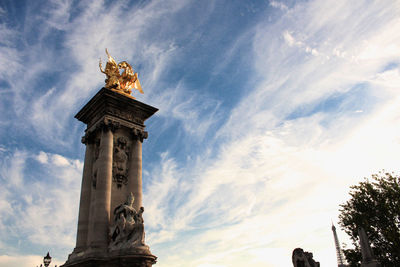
[62,88,158,267]
[62,254,157,267]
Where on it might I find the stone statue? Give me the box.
[113,137,129,188]
[110,193,146,250]
[292,248,320,267]
[99,49,143,97]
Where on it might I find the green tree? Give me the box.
[338,172,400,267]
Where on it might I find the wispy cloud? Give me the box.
[270,1,289,11]
[143,0,400,266]
[0,150,81,262]
[0,0,220,150]
[1,0,400,266]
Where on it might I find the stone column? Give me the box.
[86,138,99,247]
[90,124,114,250]
[74,137,94,252]
[64,88,158,267]
[128,129,147,211]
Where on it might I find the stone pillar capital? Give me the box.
[81,135,89,145]
[96,119,120,133]
[131,128,148,142]
[81,132,96,145]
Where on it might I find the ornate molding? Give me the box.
[75,87,158,128]
[131,128,148,143]
[105,106,145,125]
[96,119,120,133]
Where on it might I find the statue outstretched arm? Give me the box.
[99,58,106,74]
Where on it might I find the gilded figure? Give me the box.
[99,49,143,97]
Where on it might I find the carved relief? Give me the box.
[113,136,129,188]
[106,107,144,124]
[109,193,146,250]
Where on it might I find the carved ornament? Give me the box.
[131,128,148,143]
[113,136,130,188]
[105,107,145,125]
[96,119,120,133]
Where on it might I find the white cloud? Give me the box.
[149,81,222,138]
[369,68,400,90]
[51,154,71,167]
[144,1,400,266]
[0,24,22,82]
[36,151,49,164]
[44,0,73,30]
[270,1,289,11]
[0,150,27,188]
[283,30,295,46]
[149,105,400,265]
[0,150,81,261]
[2,0,400,266]
[1,0,215,149]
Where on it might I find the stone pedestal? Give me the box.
[61,254,156,267]
[62,88,158,267]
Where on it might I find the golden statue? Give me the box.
[99,49,144,97]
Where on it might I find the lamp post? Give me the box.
[43,252,51,267]
[37,252,57,267]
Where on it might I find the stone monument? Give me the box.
[358,227,381,267]
[292,248,320,267]
[62,50,158,267]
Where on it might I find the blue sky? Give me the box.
[1,0,400,266]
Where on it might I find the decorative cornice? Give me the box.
[75,88,158,128]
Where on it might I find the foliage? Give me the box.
[338,172,400,266]
[342,248,361,267]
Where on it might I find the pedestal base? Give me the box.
[62,254,157,267]
[62,246,156,267]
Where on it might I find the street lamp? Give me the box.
[36,251,57,267]
[43,252,51,267]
